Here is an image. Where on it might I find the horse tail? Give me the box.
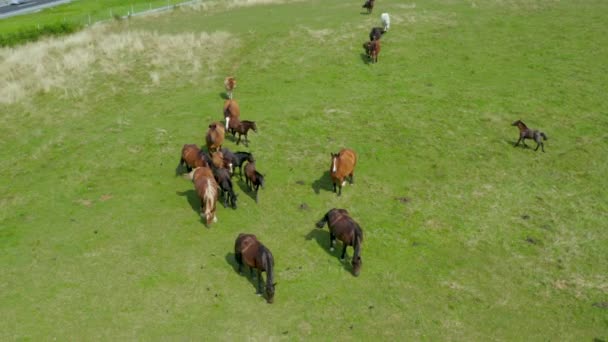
[316,209,331,228]
[204,178,216,217]
[262,245,274,286]
[540,132,548,140]
[353,223,363,259]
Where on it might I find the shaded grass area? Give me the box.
[1,0,608,340]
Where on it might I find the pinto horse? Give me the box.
[362,0,375,14]
[223,99,241,131]
[245,161,265,203]
[330,148,357,196]
[512,120,548,152]
[234,233,276,303]
[315,208,363,276]
[205,122,225,153]
[224,76,236,99]
[179,144,208,173]
[194,175,219,225]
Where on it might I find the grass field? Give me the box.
[1,0,608,339]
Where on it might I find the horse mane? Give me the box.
[353,223,363,258]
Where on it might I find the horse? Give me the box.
[234,233,276,303]
[220,147,237,175]
[205,122,225,153]
[362,0,375,14]
[224,76,236,99]
[245,161,265,203]
[233,152,255,179]
[330,148,357,196]
[212,163,238,209]
[381,13,390,32]
[178,144,208,173]
[369,39,380,63]
[223,99,241,131]
[194,175,219,226]
[512,120,548,152]
[315,208,363,276]
[369,27,384,41]
[232,120,257,146]
[188,165,214,182]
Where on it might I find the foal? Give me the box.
[316,208,363,276]
[512,120,548,152]
[330,148,357,196]
[232,120,257,146]
[234,233,276,303]
[245,161,265,203]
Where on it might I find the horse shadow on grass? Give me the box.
[219,92,229,100]
[225,252,259,293]
[176,189,205,224]
[305,228,351,273]
[312,170,333,195]
[360,53,371,65]
[236,178,257,202]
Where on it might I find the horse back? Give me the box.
[224,99,240,118]
[339,148,357,172]
[235,233,261,267]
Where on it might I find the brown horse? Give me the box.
[234,233,276,303]
[205,122,225,153]
[245,161,265,203]
[223,99,241,131]
[232,120,257,146]
[188,165,214,182]
[179,144,208,173]
[330,148,357,196]
[369,39,380,63]
[224,76,236,99]
[362,0,375,14]
[194,175,219,225]
[512,120,548,152]
[315,208,363,276]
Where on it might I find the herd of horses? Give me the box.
[174,3,548,304]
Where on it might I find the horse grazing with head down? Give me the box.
[223,99,241,131]
[205,122,225,153]
[245,160,265,203]
[330,148,357,196]
[315,208,363,276]
[234,233,276,303]
[178,144,208,173]
[224,76,236,99]
[362,0,375,13]
[512,120,548,152]
[194,175,219,226]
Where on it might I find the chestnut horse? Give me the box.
[188,165,214,182]
[194,175,219,226]
[223,99,241,131]
[369,39,380,63]
[232,120,257,146]
[234,233,276,303]
[179,144,208,173]
[315,208,363,276]
[224,76,236,99]
[512,120,548,152]
[205,122,225,153]
[330,148,357,196]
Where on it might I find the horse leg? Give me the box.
[236,134,241,145]
[514,136,522,147]
[333,182,337,193]
[350,172,355,185]
[235,253,243,273]
[329,232,336,252]
[337,184,342,196]
[223,190,228,208]
[340,244,347,261]
[255,186,259,203]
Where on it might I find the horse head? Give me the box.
[265,282,276,304]
[352,256,362,277]
[511,120,526,127]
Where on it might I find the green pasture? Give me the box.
[1,0,607,339]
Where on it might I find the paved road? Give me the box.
[0,0,72,19]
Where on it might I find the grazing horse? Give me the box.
[205,122,225,153]
[223,99,241,131]
[213,165,238,209]
[194,175,219,225]
[224,76,236,99]
[233,152,255,179]
[369,27,384,41]
[512,120,548,152]
[179,144,208,173]
[315,208,363,276]
[330,148,357,196]
[234,233,276,303]
[362,0,375,13]
[232,120,258,146]
[245,161,265,203]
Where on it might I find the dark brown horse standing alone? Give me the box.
[316,208,363,276]
[330,148,357,196]
[234,233,276,303]
[512,120,548,152]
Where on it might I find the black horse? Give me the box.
[369,26,385,41]
[512,120,548,152]
[316,208,363,276]
[245,161,265,203]
[213,167,237,209]
[234,233,276,303]
[233,152,255,179]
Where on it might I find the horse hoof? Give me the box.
[330,247,334,252]
[213,216,218,223]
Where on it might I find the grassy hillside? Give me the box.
[1,0,607,339]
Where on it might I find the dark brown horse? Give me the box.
[330,148,357,196]
[224,76,236,99]
[369,39,380,63]
[205,122,225,153]
[315,208,363,276]
[369,26,384,41]
[232,120,257,146]
[234,233,276,303]
[245,160,264,203]
[233,152,255,179]
[362,0,375,14]
[512,120,548,152]
[194,175,219,225]
[223,99,240,131]
[178,144,208,173]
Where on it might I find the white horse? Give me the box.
[381,13,390,32]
